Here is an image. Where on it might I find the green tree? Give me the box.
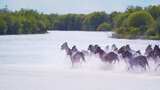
[96,22,111,31]
[127,11,155,34]
[112,13,129,28]
[145,5,160,19]
[82,12,109,31]
[0,18,7,34]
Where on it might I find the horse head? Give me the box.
[88,44,93,51]
[95,46,105,55]
[88,44,96,54]
[126,44,131,51]
[61,42,69,50]
[111,44,117,50]
[154,45,160,51]
[153,45,160,58]
[145,44,153,55]
[71,45,78,52]
[118,46,126,54]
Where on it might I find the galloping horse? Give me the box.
[129,55,149,71]
[61,42,85,67]
[95,46,119,64]
[145,45,160,63]
[118,45,149,70]
[145,45,153,56]
[88,44,99,54]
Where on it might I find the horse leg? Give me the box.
[127,67,130,71]
[116,58,120,63]
[143,66,146,71]
[128,65,133,71]
[155,64,160,71]
[128,66,132,71]
[112,59,116,64]
[71,62,74,67]
[82,55,86,62]
[139,63,146,71]
[146,63,150,72]
[70,56,74,68]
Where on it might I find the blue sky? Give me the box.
[4,0,160,14]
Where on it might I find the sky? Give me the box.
[3,0,160,14]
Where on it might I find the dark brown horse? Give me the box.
[95,46,119,64]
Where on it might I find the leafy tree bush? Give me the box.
[127,11,155,33]
[82,12,109,31]
[0,18,7,34]
[96,22,111,31]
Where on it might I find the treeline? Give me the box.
[48,12,111,31]
[0,9,112,35]
[0,9,48,34]
[0,5,160,39]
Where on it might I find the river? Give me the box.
[0,31,160,90]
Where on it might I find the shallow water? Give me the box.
[0,31,159,65]
[0,31,160,90]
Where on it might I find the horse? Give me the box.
[145,45,160,63]
[121,50,133,59]
[153,45,160,59]
[118,45,128,54]
[118,45,149,71]
[88,44,95,53]
[121,51,149,71]
[61,42,72,55]
[145,44,153,56]
[111,44,118,51]
[129,55,149,71]
[71,45,78,52]
[61,42,86,67]
[95,46,119,64]
[88,44,99,54]
[118,44,138,56]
